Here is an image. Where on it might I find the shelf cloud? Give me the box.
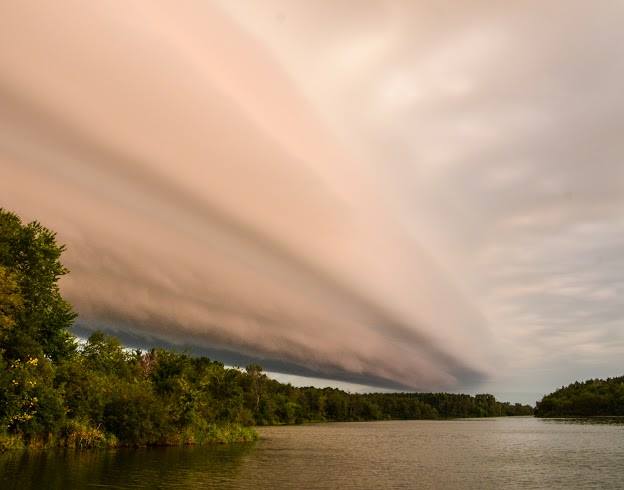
[2,1,622,395]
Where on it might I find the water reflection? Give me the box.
[1,418,623,489]
[0,444,255,489]
[542,417,624,426]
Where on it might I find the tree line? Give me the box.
[0,208,532,450]
[535,376,624,417]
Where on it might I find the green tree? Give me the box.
[0,209,76,361]
[0,355,65,441]
[245,363,264,416]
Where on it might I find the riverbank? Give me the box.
[0,423,257,452]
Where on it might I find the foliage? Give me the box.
[0,209,76,362]
[57,419,116,449]
[0,208,532,451]
[535,376,624,417]
[0,432,24,451]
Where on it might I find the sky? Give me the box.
[1,1,623,404]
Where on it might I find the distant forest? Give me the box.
[0,208,532,450]
[535,376,624,417]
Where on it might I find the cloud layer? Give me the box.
[223,0,624,396]
[0,1,493,391]
[2,1,622,396]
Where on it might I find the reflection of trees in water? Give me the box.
[0,444,256,489]
[543,417,624,426]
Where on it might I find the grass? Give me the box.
[0,422,257,452]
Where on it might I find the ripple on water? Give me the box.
[1,418,623,489]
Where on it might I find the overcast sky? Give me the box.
[1,1,623,404]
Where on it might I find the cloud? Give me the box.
[222,0,624,395]
[0,1,492,391]
[2,1,622,396]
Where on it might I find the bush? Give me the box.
[103,382,168,446]
[0,432,24,452]
[58,420,117,449]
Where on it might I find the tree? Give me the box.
[245,363,264,415]
[0,209,76,361]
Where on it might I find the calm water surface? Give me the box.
[1,417,623,489]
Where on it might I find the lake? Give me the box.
[1,417,623,489]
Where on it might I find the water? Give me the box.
[1,418,623,489]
